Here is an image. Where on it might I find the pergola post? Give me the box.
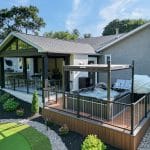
[97,55,101,83]
[33,57,38,73]
[42,54,49,107]
[107,57,111,101]
[64,56,70,91]
[107,57,111,120]
[131,60,135,103]
[23,57,28,93]
[62,60,65,109]
[0,57,5,88]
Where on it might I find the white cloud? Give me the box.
[130,8,150,18]
[97,0,150,34]
[65,0,93,32]
[97,0,135,33]
[65,0,81,31]
[9,0,30,6]
[99,0,133,21]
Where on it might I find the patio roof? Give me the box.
[0,32,96,55]
[64,64,131,72]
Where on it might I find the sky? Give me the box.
[1,0,150,36]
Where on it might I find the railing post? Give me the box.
[131,60,135,103]
[131,103,134,135]
[145,95,147,118]
[63,92,66,109]
[17,79,19,87]
[56,91,58,103]
[27,79,29,94]
[42,88,45,108]
[77,95,80,118]
[13,78,15,91]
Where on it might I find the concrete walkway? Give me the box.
[3,88,43,107]
[138,126,150,150]
[2,88,62,108]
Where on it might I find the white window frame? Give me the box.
[104,54,111,64]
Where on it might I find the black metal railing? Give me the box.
[43,88,150,134]
[5,78,42,95]
[131,93,150,134]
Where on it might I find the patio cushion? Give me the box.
[113,79,131,90]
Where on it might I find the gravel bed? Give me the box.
[0,119,67,150]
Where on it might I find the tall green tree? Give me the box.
[0,5,45,39]
[72,29,80,37]
[102,19,147,36]
[44,30,79,40]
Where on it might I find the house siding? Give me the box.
[99,26,150,83]
[70,54,88,91]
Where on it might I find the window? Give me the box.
[104,54,111,64]
[6,39,17,51]
[18,39,33,50]
[5,39,33,51]
[18,58,30,71]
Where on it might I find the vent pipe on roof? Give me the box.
[115,28,119,38]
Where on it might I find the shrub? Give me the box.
[59,124,69,135]
[0,93,10,104]
[47,120,55,127]
[16,108,24,117]
[3,98,19,112]
[31,91,39,114]
[81,135,106,150]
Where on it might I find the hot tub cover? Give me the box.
[79,87,119,100]
[134,75,150,94]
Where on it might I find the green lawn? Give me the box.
[0,122,52,150]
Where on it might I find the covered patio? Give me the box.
[0,32,96,101]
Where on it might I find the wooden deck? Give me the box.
[42,106,150,150]
[46,97,132,130]
[43,96,150,150]
[2,88,150,150]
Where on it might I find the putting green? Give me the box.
[0,122,52,150]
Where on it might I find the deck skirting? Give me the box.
[42,108,150,150]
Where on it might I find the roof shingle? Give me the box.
[14,32,96,54]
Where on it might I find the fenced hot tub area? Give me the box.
[44,89,150,131]
[42,60,150,150]
[43,89,150,150]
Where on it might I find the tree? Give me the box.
[0,5,45,39]
[72,29,80,37]
[83,33,91,38]
[102,19,147,36]
[44,31,79,40]
[31,91,39,114]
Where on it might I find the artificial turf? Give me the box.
[0,122,52,150]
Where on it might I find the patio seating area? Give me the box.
[5,72,62,96]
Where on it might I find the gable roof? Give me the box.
[76,34,125,51]
[0,32,96,55]
[76,22,150,53]
[96,22,150,52]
